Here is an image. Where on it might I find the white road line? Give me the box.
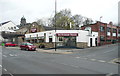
[76,57,80,58]
[9,54,14,56]
[104,49,115,53]
[90,59,96,61]
[4,68,7,71]
[9,73,14,76]
[82,58,87,59]
[98,60,106,63]
[0,65,2,67]
[3,55,7,57]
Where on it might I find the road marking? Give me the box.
[104,49,115,53]
[90,59,96,61]
[98,60,106,63]
[76,57,80,58]
[9,54,14,56]
[9,73,14,76]
[4,68,7,71]
[0,65,2,67]
[3,55,7,57]
[82,58,87,59]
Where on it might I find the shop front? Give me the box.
[56,33,78,48]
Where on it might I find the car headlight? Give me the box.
[28,46,32,48]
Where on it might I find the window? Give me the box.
[107,27,111,32]
[58,37,63,41]
[118,30,120,34]
[113,29,117,33]
[11,27,13,30]
[100,26,105,32]
[100,36,105,41]
[49,36,52,42]
[14,27,16,29]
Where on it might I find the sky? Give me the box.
[0,0,119,25]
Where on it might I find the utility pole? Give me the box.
[55,0,57,51]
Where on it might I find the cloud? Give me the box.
[0,0,119,24]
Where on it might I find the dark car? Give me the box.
[5,42,17,47]
[20,42,36,51]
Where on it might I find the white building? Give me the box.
[0,21,19,42]
[25,30,98,48]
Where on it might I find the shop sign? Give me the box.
[56,33,78,37]
[31,28,37,33]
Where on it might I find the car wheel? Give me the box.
[26,48,29,51]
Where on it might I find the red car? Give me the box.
[5,42,17,47]
[20,42,36,51]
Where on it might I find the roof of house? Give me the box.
[0,21,11,26]
[43,26,65,30]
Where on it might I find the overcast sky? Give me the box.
[0,0,119,25]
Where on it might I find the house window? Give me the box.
[100,26,105,32]
[113,29,117,33]
[14,27,16,29]
[107,27,111,32]
[100,36,105,41]
[11,27,13,30]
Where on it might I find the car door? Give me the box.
[20,43,25,49]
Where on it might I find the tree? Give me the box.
[72,14,83,29]
[83,18,93,25]
[36,19,44,26]
[52,9,74,29]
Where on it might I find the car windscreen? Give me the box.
[26,43,33,45]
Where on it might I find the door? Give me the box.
[63,37,76,47]
[95,38,97,46]
[90,38,92,47]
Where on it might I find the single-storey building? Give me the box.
[25,30,98,48]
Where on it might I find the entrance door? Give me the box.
[95,38,97,46]
[90,38,92,47]
[63,37,76,47]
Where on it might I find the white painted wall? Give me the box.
[0,21,18,42]
[0,21,18,31]
[88,32,98,47]
[25,30,98,47]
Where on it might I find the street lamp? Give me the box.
[98,16,102,46]
[55,0,57,51]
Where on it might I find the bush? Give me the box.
[39,44,45,48]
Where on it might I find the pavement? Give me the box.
[3,43,118,54]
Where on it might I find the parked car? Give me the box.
[5,42,17,47]
[20,42,36,51]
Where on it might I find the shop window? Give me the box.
[59,37,63,41]
[39,39,44,43]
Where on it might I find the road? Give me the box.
[1,44,119,75]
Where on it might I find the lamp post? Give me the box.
[98,16,102,46]
[55,0,57,51]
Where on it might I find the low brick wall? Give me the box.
[34,42,54,48]
[76,42,88,48]
[34,42,88,48]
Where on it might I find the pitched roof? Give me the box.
[0,21,11,26]
[43,26,65,30]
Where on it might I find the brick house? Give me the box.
[81,21,120,46]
